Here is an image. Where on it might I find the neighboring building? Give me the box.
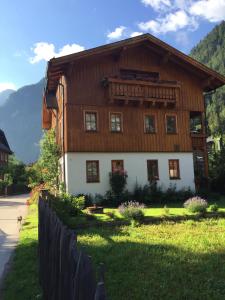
[42,34,225,195]
[0,129,12,168]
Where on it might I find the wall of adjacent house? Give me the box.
[62,152,195,195]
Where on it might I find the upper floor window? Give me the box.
[147,160,159,181]
[168,159,180,179]
[120,69,159,81]
[112,160,124,172]
[190,111,203,134]
[85,111,97,132]
[166,114,177,134]
[86,160,99,183]
[144,115,156,133]
[110,113,122,132]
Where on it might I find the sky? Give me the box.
[0,0,224,92]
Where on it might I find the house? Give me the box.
[42,34,225,195]
[0,129,12,168]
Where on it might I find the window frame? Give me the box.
[165,113,178,134]
[109,112,123,133]
[168,159,180,180]
[111,160,124,172]
[84,110,98,132]
[86,160,100,183]
[144,114,157,134]
[147,159,159,181]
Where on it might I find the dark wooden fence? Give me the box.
[38,196,107,300]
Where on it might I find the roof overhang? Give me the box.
[44,33,225,94]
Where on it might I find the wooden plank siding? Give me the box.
[50,45,206,153]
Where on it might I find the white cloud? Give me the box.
[0,82,16,92]
[107,26,126,40]
[138,10,197,34]
[141,0,171,11]
[29,42,85,64]
[189,0,225,22]
[175,31,190,46]
[130,31,143,37]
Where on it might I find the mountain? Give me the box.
[0,89,15,106]
[190,21,225,139]
[0,79,44,163]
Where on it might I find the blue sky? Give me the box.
[0,0,224,92]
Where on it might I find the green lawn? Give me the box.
[3,204,41,300]
[77,218,225,300]
[3,198,225,300]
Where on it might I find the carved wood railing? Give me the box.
[106,78,180,107]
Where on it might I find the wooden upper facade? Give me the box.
[0,129,12,166]
[42,34,225,156]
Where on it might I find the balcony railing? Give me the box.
[105,78,180,107]
[191,134,206,151]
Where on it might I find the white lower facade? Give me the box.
[60,152,195,195]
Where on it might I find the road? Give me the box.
[0,194,29,285]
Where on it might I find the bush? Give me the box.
[109,170,128,197]
[60,193,85,216]
[184,196,208,214]
[118,201,145,223]
[209,203,219,212]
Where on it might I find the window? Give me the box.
[110,113,122,132]
[190,111,203,134]
[166,114,177,134]
[168,159,180,179]
[85,112,97,131]
[120,69,159,81]
[86,161,99,183]
[147,160,159,181]
[144,115,156,133]
[112,160,124,172]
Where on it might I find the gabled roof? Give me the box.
[45,33,225,93]
[0,129,12,154]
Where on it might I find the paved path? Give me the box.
[0,194,29,285]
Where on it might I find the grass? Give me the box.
[77,218,225,300]
[3,204,41,300]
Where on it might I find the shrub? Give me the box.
[60,193,85,216]
[109,170,128,197]
[118,201,145,223]
[184,196,208,214]
[209,203,219,212]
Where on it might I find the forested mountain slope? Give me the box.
[190,21,225,138]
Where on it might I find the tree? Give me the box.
[39,129,60,192]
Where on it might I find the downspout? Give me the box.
[58,82,66,191]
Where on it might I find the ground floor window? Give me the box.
[111,160,124,172]
[168,159,180,179]
[86,160,99,183]
[147,160,159,181]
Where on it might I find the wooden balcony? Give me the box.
[106,78,180,107]
[191,134,206,151]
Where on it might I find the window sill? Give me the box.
[86,180,100,183]
[85,130,98,133]
[110,131,123,133]
[166,132,178,135]
[169,177,181,180]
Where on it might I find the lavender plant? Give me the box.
[118,201,145,222]
[184,196,208,214]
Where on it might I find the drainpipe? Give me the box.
[58,82,66,191]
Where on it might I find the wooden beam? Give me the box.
[202,76,214,88]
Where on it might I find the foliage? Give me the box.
[3,204,41,300]
[184,196,208,214]
[163,205,170,215]
[26,161,44,189]
[53,192,85,217]
[190,21,225,141]
[109,170,128,198]
[0,155,29,194]
[39,129,60,192]
[118,201,145,223]
[209,147,225,194]
[209,203,219,212]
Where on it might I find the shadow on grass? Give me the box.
[78,227,225,300]
[2,240,41,300]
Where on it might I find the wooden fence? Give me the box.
[38,196,107,300]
